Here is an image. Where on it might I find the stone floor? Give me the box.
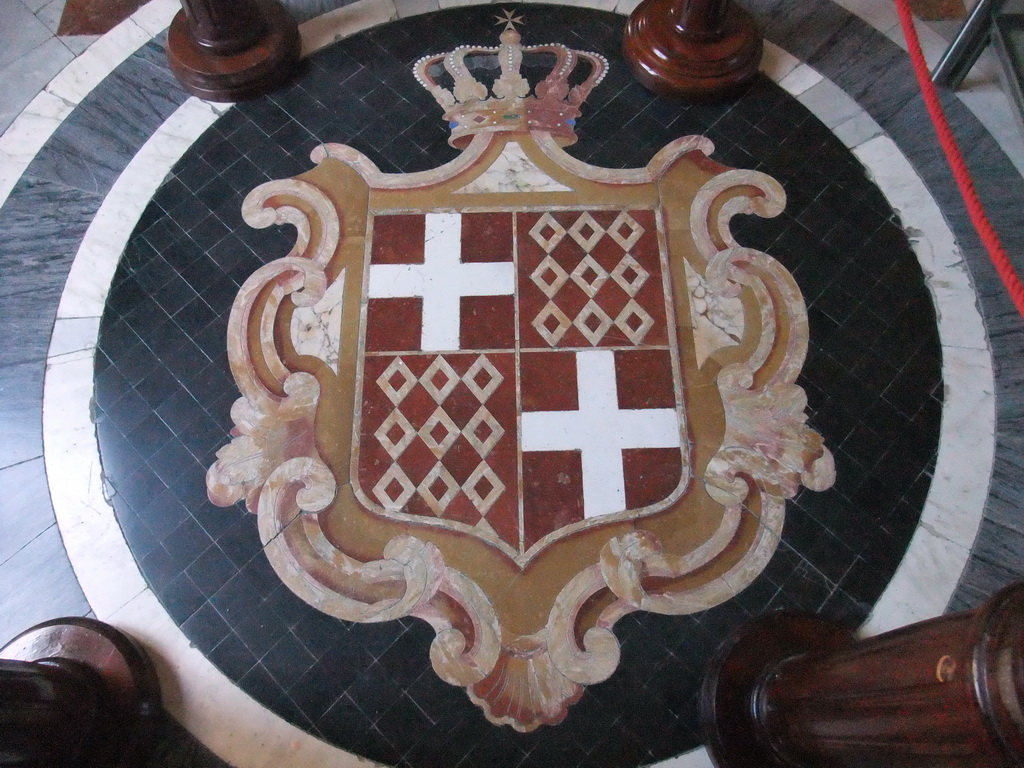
[2,1,1024,767]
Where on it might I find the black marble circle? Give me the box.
[93,6,941,767]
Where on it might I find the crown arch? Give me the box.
[413,27,609,148]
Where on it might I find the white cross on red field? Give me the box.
[368,213,515,351]
[521,349,680,518]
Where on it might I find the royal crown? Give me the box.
[413,16,608,148]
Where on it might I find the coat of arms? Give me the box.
[207,15,834,731]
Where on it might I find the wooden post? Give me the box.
[702,583,1024,767]
[178,0,267,55]
[0,658,101,765]
[166,0,300,102]
[622,0,762,99]
[0,618,161,768]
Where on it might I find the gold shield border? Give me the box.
[206,130,835,731]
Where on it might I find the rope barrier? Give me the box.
[892,0,1024,319]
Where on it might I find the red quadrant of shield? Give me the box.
[518,210,667,350]
[359,353,520,548]
[365,212,515,353]
[520,348,682,549]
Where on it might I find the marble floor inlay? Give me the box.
[205,17,835,733]
[5,0,1024,765]
[87,5,944,765]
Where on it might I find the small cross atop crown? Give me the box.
[412,11,608,148]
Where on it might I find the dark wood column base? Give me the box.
[700,613,854,768]
[1,617,162,768]
[622,0,763,100]
[166,0,300,102]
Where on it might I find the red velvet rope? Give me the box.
[893,0,1024,319]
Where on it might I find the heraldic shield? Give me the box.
[206,18,835,731]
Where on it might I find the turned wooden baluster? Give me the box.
[622,0,762,99]
[179,0,267,54]
[0,658,101,766]
[166,0,301,102]
[702,582,1024,767]
[0,618,161,768]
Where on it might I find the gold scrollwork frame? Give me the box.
[206,130,834,731]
